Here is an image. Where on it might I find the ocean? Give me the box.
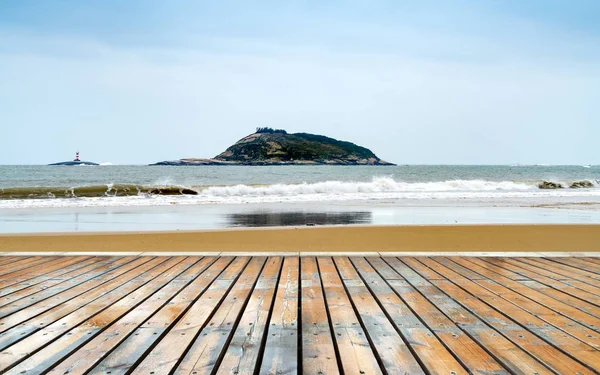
[1,165,599,208]
[1,165,600,232]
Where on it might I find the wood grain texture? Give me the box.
[0,255,599,375]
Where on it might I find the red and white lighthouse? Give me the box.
[74,151,80,162]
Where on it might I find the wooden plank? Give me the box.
[417,257,600,374]
[318,257,383,375]
[215,257,282,375]
[371,257,510,375]
[351,257,469,375]
[0,258,155,353]
[388,257,555,375]
[0,256,171,368]
[473,257,600,308]
[0,256,101,299]
[299,257,340,375]
[87,257,233,375]
[0,256,33,268]
[445,257,600,346]
[546,257,600,274]
[485,257,600,297]
[45,257,216,375]
[583,257,600,265]
[517,258,600,283]
[0,256,144,334]
[517,279,600,318]
[259,257,299,375]
[0,255,599,375]
[0,256,60,279]
[397,256,444,281]
[0,256,94,292]
[2,257,192,375]
[0,256,49,276]
[127,257,251,375]
[0,257,140,319]
[175,257,270,375]
[450,257,529,281]
[333,256,425,375]
[0,257,116,307]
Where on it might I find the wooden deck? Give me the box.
[0,256,599,375]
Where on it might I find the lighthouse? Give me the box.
[48,151,99,166]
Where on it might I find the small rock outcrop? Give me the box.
[538,181,563,189]
[570,180,594,188]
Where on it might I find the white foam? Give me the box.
[200,177,534,197]
[2,177,600,209]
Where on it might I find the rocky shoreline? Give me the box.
[150,158,394,166]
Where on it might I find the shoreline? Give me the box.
[1,224,599,253]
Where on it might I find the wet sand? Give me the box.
[1,224,599,253]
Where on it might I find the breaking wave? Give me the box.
[0,184,199,200]
[1,177,598,201]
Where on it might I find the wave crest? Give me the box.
[1,177,598,200]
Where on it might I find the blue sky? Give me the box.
[1,0,599,164]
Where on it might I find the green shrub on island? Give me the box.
[151,129,395,165]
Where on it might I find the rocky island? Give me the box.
[49,152,99,166]
[151,128,395,166]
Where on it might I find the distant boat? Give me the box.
[48,151,99,166]
[582,165,592,168]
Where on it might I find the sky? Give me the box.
[1,0,599,165]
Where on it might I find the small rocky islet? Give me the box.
[48,152,99,166]
[151,128,395,166]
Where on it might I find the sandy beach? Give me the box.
[1,224,599,253]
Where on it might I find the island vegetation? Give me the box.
[151,129,394,166]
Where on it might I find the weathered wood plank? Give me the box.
[215,257,282,375]
[0,256,144,334]
[486,257,600,296]
[418,257,600,374]
[546,257,600,274]
[0,256,102,299]
[0,257,31,268]
[0,257,139,318]
[259,257,299,375]
[473,257,600,308]
[127,257,251,375]
[174,257,270,375]
[0,255,598,375]
[0,256,94,292]
[518,279,600,318]
[517,258,600,283]
[87,257,232,375]
[0,256,60,279]
[333,257,425,375]
[300,257,340,375]
[446,257,600,345]
[583,257,600,265]
[318,257,383,375]
[352,257,469,375]
[371,257,509,375]
[0,257,115,307]
[395,257,555,375]
[42,257,214,375]
[1,257,190,374]
[0,258,157,353]
[0,257,83,288]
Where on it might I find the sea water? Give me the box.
[1,165,599,232]
[1,165,599,207]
